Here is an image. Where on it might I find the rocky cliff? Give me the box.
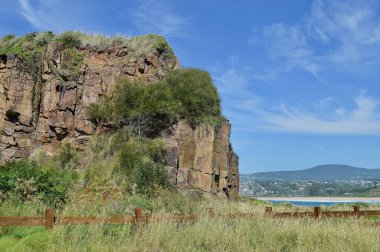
[165,120,239,199]
[0,33,238,199]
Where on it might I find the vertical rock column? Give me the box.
[0,56,35,162]
[165,119,239,199]
[227,147,239,200]
[189,123,215,192]
[177,121,195,187]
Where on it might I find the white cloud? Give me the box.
[237,91,380,135]
[214,68,252,94]
[212,65,279,98]
[313,97,334,109]
[263,23,320,75]
[130,0,186,37]
[16,0,114,34]
[18,0,61,31]
[260,0,380,75]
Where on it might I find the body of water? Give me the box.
[257,197,380,207]
[270,200,357,207]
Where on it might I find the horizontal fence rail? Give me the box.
[0,217,45,227]
[0,208,201,230]
[265,206,380,219]
[1,206,380,230]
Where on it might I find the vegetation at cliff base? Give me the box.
[83,128,170,197]
[0,160,77,208]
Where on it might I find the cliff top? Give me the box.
[0,31,175,63]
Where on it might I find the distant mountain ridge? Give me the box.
[252,164,380,181]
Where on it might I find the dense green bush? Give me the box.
[61,48,84,78]
[0,160,77,207]
[88,68,221,134]
[88,79,180,136]
[35,31,54,47]
[0,33,45,77]
[134,161,169,197]
[1,34,16,42]
[57,31,82,49]
[165,68,221,125]
[153,35,175,59]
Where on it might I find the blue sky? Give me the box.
[2,0,380,173]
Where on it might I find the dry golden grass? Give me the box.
[1,197,380,251]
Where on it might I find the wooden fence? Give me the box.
[1,206,380,230]
[0,208,199,230]
[265,206,380,219]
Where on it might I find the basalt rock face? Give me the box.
[164,120,239,199]
[0,42,178,160]
[0,37,239,199]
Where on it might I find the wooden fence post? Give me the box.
[134,208,143,229]
[354,205,360,217]
[314,207,321,219]
[45,208,54,230]
[265,207,273,214]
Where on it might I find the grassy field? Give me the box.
[1,197,380,252]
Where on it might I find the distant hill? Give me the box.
[251,164,380,181]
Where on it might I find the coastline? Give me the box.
[256,196,380,202]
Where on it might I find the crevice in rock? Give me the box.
[48,59,69,105]
[5,109,20,123]
[49,125,69,141]
[0,55,6,68]
[175,153,179,185]
[75,128,91,136]
[56,83,67,102]
[214,174,220,190]
[31,49,45,127]
[66,107,75,115]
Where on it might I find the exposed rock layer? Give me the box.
[164,120,239,199]
[0,41,239,199]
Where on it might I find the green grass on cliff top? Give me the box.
[0,31,175,59]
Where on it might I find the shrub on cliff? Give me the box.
[88,79,180,136]
[153,35,175,59]
[57,31,82,49]
[164,68,221,125]
[0,160,77,207]
[0,32,46,77]
[88,68,221,134]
